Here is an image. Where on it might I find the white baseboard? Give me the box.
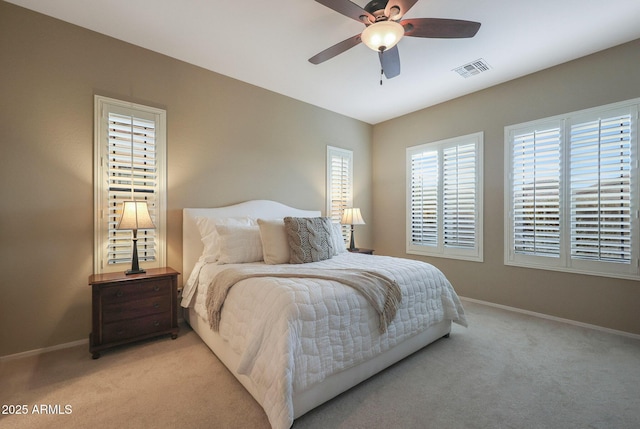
[460,296,640,341]
[0,338,89,362]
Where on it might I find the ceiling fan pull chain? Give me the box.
[379,47,384,85]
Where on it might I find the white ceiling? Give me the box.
[7,0,640,124]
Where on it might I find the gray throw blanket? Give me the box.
[205,266,402,334]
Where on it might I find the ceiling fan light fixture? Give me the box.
[361,20,404,52]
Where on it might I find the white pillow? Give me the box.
[330,222,347,254]
[258,219,290,264]
[216,224,263,264]
[195,216,255,262]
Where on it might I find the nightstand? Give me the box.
[348,248,374,255]
[89,267,180,359]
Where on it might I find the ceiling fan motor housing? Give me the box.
[365,0,388,15]
[364,0,402,22]
[362,0,391,23]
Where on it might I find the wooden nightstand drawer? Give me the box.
[89,267,179,359]
[101,278,171,304]
[102,313,172,343]
[102,295,171,323]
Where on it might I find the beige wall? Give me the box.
[0,2,372,356]
[372,39,640,335]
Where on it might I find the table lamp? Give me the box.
[341,208,365,251]
[116,201,155,274]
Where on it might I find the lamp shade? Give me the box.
[361,21,404,52]
[117,201,155,231]
[341,208,365,225]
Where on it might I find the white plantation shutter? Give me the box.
[570,113,632,263]
[511,126,561,257]
[106,113,158,265]
[326,146,353,239]
[443,143,477,248]
[505,99,639,279]
[409,149,439,247]
[407,132,483,261]
[94,96,167,273]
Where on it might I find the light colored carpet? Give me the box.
[1,301,639,429]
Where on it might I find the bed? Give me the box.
[181,200,466,429]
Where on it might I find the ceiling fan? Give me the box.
[309,0,481,81]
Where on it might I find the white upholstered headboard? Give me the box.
[182,200,321,282]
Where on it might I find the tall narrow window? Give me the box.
[511,124,562,259]
[407,132,483,262]
[327,146,353,240]
[409,148,439,247]
[443,143,478,248]
[569,113,632,263]
[505,99,639,279]
[94,96,167,274]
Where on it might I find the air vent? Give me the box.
[453,59,491,78]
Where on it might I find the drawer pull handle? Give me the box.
[116,290,124,298]
[153,321,160,327]
[153,285,160,291]
[153,303,159,308]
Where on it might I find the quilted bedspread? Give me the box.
[183,253,466,429]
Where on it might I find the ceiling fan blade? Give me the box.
[402,18,481,38]
[379,45,400,79]
[385,0,419,20]
[309,34,363,64]
[314,0,375,24]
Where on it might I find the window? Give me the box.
[505,99,639,279]
[94,96,167,274]
[327,146,353,240]
[407,132,483,261]
[510,122,563,261]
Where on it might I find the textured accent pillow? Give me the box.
[258,219,290,264]
[195,216,255,263]
[330,222,347,254]
[284,217,335,264]
[215,224,263,264]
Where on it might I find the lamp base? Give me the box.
[126,234,145,275]
[349,225,357,251]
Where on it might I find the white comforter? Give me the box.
[182,253,466,429]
